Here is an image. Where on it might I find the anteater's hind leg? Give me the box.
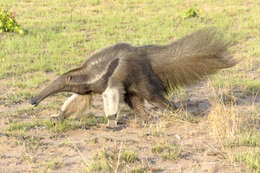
[134,62,177,113]
[51,94,92,120]
[125,94,149,124]
[145,94,177,112]
[138,83,177,113]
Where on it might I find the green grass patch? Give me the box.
[7,121,41,132]
[87,0,100,6]
[238,130,260,147]
[44,114,107,133]
[7,114,107,133]
[212,77,260,97]
[23,136,41,152]
[86,150,113,173]
[120,151,139,163]
[86,149,140,173]
[0,0,259,172]
[170,110,199,123]
[18,104,55,115]
[235,152,260,172]
[0,0,259,110]
[183,8,200,19]
[151,143,181,160]
[0,9,24,34]
[47,158,62,170]
[5,89,35,105]
[7,73,49,89]
[243,80,260,96]
[132,167,149,173]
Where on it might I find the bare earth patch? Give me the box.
[1,1,260,172]
[1,81,256,172]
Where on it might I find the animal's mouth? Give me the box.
[30,97,39,106]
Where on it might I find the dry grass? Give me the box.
[0,0,260,172]
[207,88,260,172]
[208,101,243,145]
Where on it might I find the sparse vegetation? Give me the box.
[120,151,139,163]
[7,121,41,132]
[208,100,259,147]
[6,114,107,134]
[183,8,199,19]
[86,150,113,172]
[46,115,106,133]
[235,152,260,172]
[208,101,242,145]
[47,158,62,170]
[86,148,141,173]
[151,143,181,160]
[0,0,259,172]
[0,9,24,34]
[239,130,260,147]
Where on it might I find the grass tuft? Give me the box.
[208,101,242,145]
[120,151,139,163]
[86,148,141,173]
[183,8,199,19]
[235,152,260,172]
[151,143,181,160]
[7,114,107,134]
[7,121,41,132]
[86,150,114,173]
[47,158,62,170]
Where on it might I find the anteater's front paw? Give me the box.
[50,113,65,121]
[106,119,118,128]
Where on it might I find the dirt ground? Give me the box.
[0,79,255,173]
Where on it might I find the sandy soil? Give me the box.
[0,81,255,173]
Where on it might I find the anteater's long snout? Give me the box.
[30,97,39,106]
[30,77,65,106]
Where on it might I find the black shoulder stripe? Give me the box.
[104,58,119,79]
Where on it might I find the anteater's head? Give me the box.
[30,67,92,106]
[30,58,120,106]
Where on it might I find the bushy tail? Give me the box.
[146,27,237,94]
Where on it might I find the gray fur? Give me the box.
[31,28,237,125]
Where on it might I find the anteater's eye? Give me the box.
[67,76,72,82]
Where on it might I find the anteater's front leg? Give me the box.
[102,86,120,128]
[51,94,92,120]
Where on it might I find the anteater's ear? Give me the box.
[67,76,72,82]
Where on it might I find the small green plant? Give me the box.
[7,121,41,132]
[24,136,41,152]
[170,110,199,123]
[86,149,140,172]
[183,8,199,19]
[0,9,24,34]
[120,151,139,163]
[132,167,149,173]
[44,115,107,133]
[47,158,62,170]
[151,143,181,160]
[235,152,260,172]
[238,130,260,147]
[86,151,113,173]
[87,0,100,6]
[44,119,82,133]
[6,89,35,105]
